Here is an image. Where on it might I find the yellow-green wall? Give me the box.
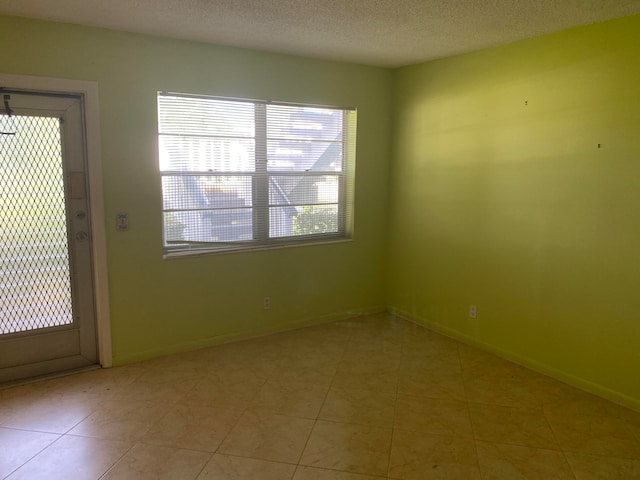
[0,16,392,364]
[389,14,640,410]
[3,12,640,410]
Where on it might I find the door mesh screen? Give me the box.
[0,115,74,335]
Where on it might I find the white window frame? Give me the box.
[158,92,356,257]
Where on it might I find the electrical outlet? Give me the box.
[469,304,477,319]
[263,297,271,309]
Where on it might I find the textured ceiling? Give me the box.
[1,0,640,67]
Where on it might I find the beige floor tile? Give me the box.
[388,429,481,479]
[206,361,272,383]
[271,342,345,368]
[394,395,473,438]
[458,345,524,380]
[299,323,354,340]
[101,443,210,479]
[344,339,404,360]
[184,374,266,409]
[197,454,295,479]
[397,370,466,401]
[627,412,640,444]
[207,356,279,380]
[319,387,395,428]
[6,434,131,480]
[539,381,633,419]
[332,370,398,394]
[108,380,191,406]
[211,341,277,363]
[218,409,314,464]
[475,441,574,479]
[300,420,392,477]
[0,383,41,406]
[0,393,99,434]
[338,354,402,375]
[138,403,243,452]
[112,368,202,404]
[67,399,172,442]
[546,411,640,458]
[251,333,344,365]
[463,373,543,410]
[565,452,640,479]
[349,320,405,339]
[293,465,385,480]
[269,364,338,386]
[402,335,461,361]
[4,314,640,480]
[252,379,330,419]
[400,352,461,375]
[468,403,557,449]
[31,365,144,400]
[0,428,60,478]
[137,351,212,373]
[351,326,405,344]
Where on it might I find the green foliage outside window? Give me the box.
[292,206,338,235]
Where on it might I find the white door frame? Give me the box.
[1,73,112,368]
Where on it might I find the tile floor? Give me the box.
[1,313,640,479]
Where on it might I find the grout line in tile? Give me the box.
[0,433,63,480]
[559,451,579,480]
[215,451,299,466]
[4,434,71,478]
[385,333,408,480]
[191,452,215,480]
[295,333,348,469]
[95,440,137,480]
[205,402,251,457]
[457,342,485,480]
[0,425,61,435]
[62,410,100,435]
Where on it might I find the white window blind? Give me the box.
[158,92,357,256]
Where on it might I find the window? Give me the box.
[158,92,357,256]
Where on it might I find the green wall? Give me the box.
[0,16,392,364]
[389,14,640,410]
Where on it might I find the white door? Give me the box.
[0,90,98,383]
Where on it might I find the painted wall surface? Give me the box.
[389,15,640,409]
[0,16,392,364]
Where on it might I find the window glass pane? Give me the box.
[269,175,339,206]
[165,209,253,243]
[267,105,343,141]
[162,175,252,211]
[158,95,255,138]
[159,136,255,172]
[267,105,343,172]
[270,205,339,238]
[267,139,342,172]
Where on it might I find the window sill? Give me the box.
[162,237,353,259]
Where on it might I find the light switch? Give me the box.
[116,213,129,231]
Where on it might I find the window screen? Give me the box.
[158,92,356,255]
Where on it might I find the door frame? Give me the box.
[1,73,112,368]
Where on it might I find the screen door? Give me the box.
[0,91,97,383]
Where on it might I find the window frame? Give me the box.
[158,92,356,257]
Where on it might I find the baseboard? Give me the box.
[111,304,387,366]
[390,306,640,414]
